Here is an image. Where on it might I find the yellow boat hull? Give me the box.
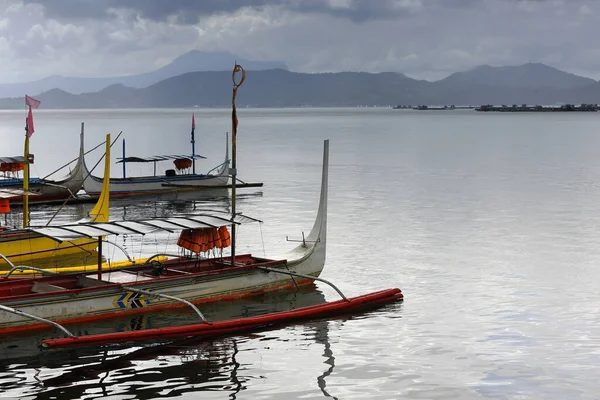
[0,132,113,270]
[0,232,99,267]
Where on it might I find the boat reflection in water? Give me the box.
[0,285,355,398]
[113,188,263,220]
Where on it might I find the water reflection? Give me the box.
[315,321,338,399]
[113,190,263,220]
[0,285,348,399]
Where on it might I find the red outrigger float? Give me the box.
[0,65,403,352]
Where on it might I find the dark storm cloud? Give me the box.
[23,0,440,23]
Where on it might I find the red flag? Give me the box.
[25,95,41,109]
[25,106,35,137]
[192,113,195,129]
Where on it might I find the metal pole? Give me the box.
[122,138,126,178]
[97,236,102,280]
[23,135,30,227]
[231,64,246,266]
[191,114,196,175]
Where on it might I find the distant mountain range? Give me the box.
[1,61,600,109]
[0,50,288,98]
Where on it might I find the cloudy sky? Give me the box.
[0,0,598,84]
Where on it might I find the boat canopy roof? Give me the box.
[116,154,206,163]
[26,213,261,242]
[0,156,25,164]
[0,188,41,199]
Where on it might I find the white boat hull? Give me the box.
[82,132,230,197]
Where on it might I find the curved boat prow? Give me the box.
[306,139,328,245]
[88,134,111,222]
[215,132,230,179]
[285,139,329,268]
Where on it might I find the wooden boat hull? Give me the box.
[0,180,81,204]
[83,173,230,197]
[0,161,85,204]
[0,251,325,333]
[0,285,327,360]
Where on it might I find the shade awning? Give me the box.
[27,213,261,242]
[116,154,206,163]
[0,156,26,164]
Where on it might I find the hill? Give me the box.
[0,50,287,98]
[439,63,596,89]
[1,64,599,109]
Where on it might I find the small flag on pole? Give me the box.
[25,95,41,109]
[25,107,35,137]
[191,113,195,143]
[24,95,40,137]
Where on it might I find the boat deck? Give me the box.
[0,254,276,299]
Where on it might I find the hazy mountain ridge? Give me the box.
[0,50,288,98]
[439,63,596,89]
[1,63,599,109]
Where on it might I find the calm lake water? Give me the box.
[1,108,600,399]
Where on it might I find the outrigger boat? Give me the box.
[81,117,231,198]
[0,128,112,267]
[0,65,403,350]
[0,134,160,272]
[0,156,85,204]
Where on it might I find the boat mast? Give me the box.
[191,113,196,174]
[230,63,245,265]
[23,134,30,228]
[122,138,126,178]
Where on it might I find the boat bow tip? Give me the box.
[284,139,329,261]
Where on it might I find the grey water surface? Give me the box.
[0,108,599,399]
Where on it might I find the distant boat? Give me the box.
[0,154,85,204]
[475,104,599,112]
[81,124,230,198]
[411,105,456,110]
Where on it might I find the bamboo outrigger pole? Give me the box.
[230,63,246,266]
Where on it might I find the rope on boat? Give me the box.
[45,131,123,226]
[40,139,107,181]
